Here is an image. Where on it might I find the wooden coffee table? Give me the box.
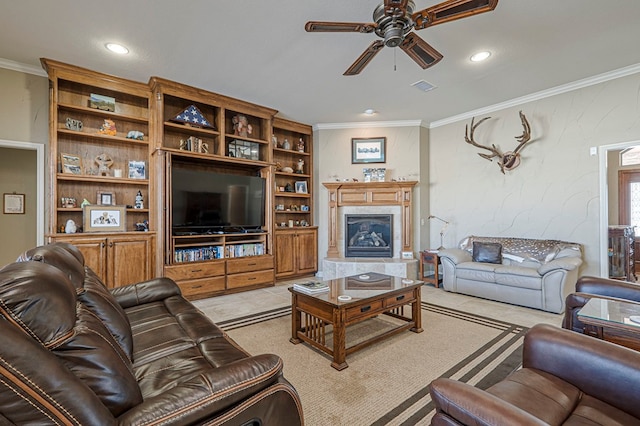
[577,297,640,350]
[289,272,423,370]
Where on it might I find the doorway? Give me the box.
[599,140,640,277]
[0,140,45,265]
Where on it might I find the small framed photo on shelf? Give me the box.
[89,93,115,112]
[351,137,386,164]
[128,160,146,179]
[60,153,83,175]
[295,181,308,194]
[97,191,115,206]
[3,193,25,214]
[83,205,126,232]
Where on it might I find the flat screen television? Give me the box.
[171,165,266,234]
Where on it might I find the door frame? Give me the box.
[599,140,640,277]
[0,139,45,246]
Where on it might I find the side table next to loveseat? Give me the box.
[438,236,583,313]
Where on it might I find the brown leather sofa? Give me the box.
[429,323,640,425]
[563,275,640,333]
[0,243,303,425]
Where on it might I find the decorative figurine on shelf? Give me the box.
[95,153,113,176]
[295,158,305,174]
[284,183,294,193]
[65,219,77,234]
[232,114,252,137]
[65,117,83,131]
[134,190,144,209]
[98,119,117,136]
[126,130,144,140]
[297,138,305,152]
[272,135,278,146]
[135,220,149,232]
[282,138,291,150]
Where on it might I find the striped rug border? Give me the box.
[218,302,529,426]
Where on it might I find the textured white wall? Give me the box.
[429,73,640,276]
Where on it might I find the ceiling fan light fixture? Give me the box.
[470,51,491,62]
[105,43,129,55]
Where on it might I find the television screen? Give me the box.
[172,165,265,234]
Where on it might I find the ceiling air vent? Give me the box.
[411,80,436,92]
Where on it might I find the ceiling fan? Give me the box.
[305,0,498,75]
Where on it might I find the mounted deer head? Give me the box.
[464,111,532,174]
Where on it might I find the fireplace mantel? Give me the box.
[323,181,418,258]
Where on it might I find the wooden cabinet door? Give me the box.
[53,236,107,281]
[296,229,318,275]
[275,232,296,277]
[107,235,154,288]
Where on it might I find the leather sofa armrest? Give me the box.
[117,354,286,425]
[429,378,546,426]
[524,324,640,419]
[110,277,181,308]
[537,257,582,275]
[576,275,640,302]
[438,249,471,265]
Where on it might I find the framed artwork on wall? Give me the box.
[3,193,25,214]
[352,137,386,164]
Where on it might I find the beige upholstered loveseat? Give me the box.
[438,236,583,313]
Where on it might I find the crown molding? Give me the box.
[429,62,640,129]
[313,120,425,131]
[0,58,46,77]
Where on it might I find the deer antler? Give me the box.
[464,116,508,173]
[464,111,534,174]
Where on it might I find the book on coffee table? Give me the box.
[293,281,329,294]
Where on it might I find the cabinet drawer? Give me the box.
[345,300,383,322]
[165,261,225,281]
[178,276,226,299]
[384,290,414,308]
[226,256,273,274]
[226,269,274,289]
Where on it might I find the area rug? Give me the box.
[218,302,528,426]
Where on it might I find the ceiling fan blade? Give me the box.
[305,21,376,33]
[344,40,385,76]
[413,0,498,30]
[384,0,409,17]
[399,33,443,69]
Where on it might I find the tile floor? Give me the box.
[192,277,563,328]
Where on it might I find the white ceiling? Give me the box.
[2,1,640,126]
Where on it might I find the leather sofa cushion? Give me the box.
[52,303,143,416]
[456,262,496,282]
[0,262,77,345]
[487,368,580,424]
[472,242,502,264]
[80,267,133,359]
[0,261,142,416]
[495,266,542,290]
[16,243,85,289]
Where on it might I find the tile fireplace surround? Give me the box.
[321,181,418,280]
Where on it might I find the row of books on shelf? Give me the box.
[292,281,329,294]
[174,243,265,263]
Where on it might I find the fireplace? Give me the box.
[345,214,392,258]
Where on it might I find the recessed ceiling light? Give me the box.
[364,109,376,115]
[105,43,129,55]
[470,51,491,62]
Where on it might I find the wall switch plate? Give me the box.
[590,146,597,156]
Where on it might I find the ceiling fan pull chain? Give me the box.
[394,47,397,71]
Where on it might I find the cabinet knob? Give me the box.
[101,242,106,248]
[109,242,113,247]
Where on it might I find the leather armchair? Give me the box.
[429,323,640,425]
[562,275,640,332]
